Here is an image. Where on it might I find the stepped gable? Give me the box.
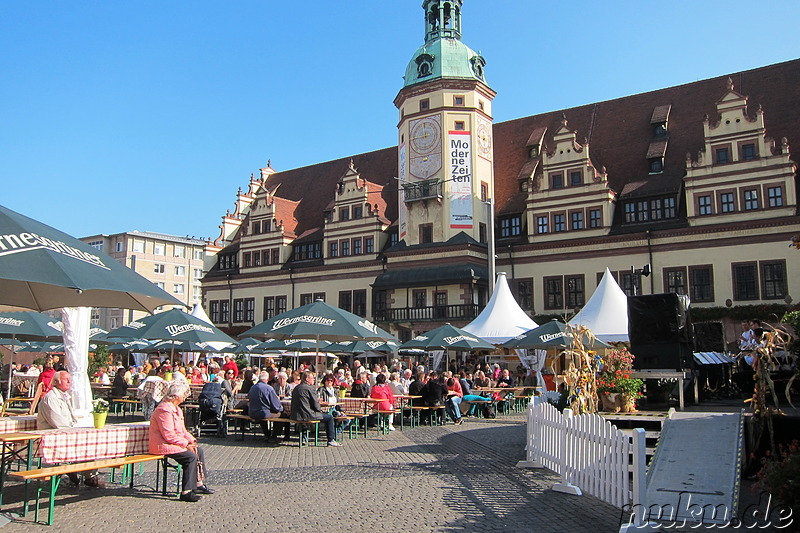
[261,147,398,238]
[491,58,800,215]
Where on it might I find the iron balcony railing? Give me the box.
[373,303,480,322]
[402,179,442,202]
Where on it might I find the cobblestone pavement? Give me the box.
[0,413,627,533]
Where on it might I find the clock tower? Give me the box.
[394,0,496,246]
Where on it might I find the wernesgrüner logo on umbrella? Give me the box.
[0,232,110,270]
[444,335,479,345]
[165,324,214,336]
[0,318,24,327]
[358,319,379,334]
[540,333,566,342]
[272,315,336,330]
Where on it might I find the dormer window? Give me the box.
[339,207,350,222]
[551,173,563,189]
[649,159,663,173]
[569,170,582,186]
[529,145,539,158]
[352,205,363,219]
[416,53,435,79]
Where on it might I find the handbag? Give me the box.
[197,459,206,485]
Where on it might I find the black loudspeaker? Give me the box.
[692,321,725,352]
[628,293,694,370]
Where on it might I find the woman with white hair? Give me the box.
[149,380,214,502]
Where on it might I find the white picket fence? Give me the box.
[518,400,647,510]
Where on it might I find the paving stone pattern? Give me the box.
[1,414,626,533]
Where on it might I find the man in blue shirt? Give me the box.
[247,371,283,442]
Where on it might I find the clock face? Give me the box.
[477,120,493,160]
[409,115,443,178]
[410,117,441,154]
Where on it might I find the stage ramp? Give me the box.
[642,410,744,526]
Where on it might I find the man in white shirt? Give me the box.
[37,371,105,488]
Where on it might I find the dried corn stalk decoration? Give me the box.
[748,322,792,457]
[562,324,600,414]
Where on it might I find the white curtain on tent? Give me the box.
[132,352,146,366]
[431,350,445,371]
[61,307,93,427]
[529,349,547,389]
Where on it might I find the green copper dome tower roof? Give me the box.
[402,0,488,89]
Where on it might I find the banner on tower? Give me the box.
[398,142,408,239]
[449,130,473,229]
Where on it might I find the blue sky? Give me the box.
[2,1,798,240]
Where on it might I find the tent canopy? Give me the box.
[462,272,538,344]
[568,268,629,342]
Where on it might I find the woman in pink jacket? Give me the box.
[370,373,396,430]
[149,381,215,502]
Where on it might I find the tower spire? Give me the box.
[424,0,462,42]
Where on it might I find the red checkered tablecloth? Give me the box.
[31,422,150,464]
[0,415,38,433]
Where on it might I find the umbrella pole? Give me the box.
[6,334,16,401]
[315,334,320,376]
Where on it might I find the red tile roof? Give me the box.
[258,59,800,233]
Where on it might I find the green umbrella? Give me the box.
[20,341,66,352]
[144,339,226,354]
[0,311,64,397]
[106,309,236,345]
[256,338,332,353]
[0,204,184,313]
[243,300,397,343]
[229,337,269,355]
[106,309,236,361]
[107,340,152,353]
[325,339,399,354]
[501,320,610,350]
[399,323,495,351]
[243,300,397,372]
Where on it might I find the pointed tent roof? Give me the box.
[568,268,629,342]
[462,272,538,344]
[191,303,236,352]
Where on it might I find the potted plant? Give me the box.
[338,384,348,398]
[91,398,110,429]
[597,349,643,412]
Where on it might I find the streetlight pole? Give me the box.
[486,198,496,297]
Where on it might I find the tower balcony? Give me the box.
[403,179,442,203]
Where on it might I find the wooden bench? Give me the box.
[9,454,165,525]
[292,420,320,447]
[226,413,288,441]
[332,414,359,439]
[340,411,368,438]
[110,398,141,416]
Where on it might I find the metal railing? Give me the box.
[373,303,479,322]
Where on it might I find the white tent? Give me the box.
[568,268,629,342]
[463,272,538,344]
